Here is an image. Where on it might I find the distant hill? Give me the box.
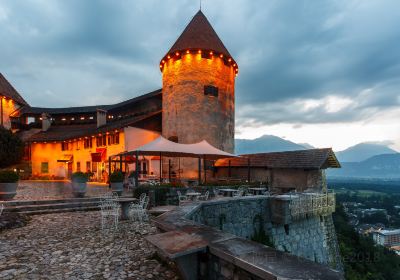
[235,135,308,154]
[336,143,397,162]
[328,153,400,178]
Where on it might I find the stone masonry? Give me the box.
[188,196,342,270]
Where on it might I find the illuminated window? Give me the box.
[107,132,120,145]
[76,162,81,172]
[89,116,94,120]
[61,142,69,151]
[27,117,35,124]
[96,135,107,147]
[41,162,49,173]
[86,161,91,172]
[204,85,218,97]
[84,138,92,149]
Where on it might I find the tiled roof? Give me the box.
[0,73,29,106]
[215,148,341,169]
[165,10,233,59]
[25,110,161,142]
[19,89,161,115]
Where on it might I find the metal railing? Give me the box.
[289,190,336,220]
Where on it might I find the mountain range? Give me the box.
[235,135,400,178]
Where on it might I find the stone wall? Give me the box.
[188,196,342,270]
[190,197,268,239]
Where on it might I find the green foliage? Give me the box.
[0,170,19,183]
[0,127,24,168]
[333,204,400,280]
[109,171,124,183]
[71,172,89,183]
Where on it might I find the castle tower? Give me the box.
[160,11,238,154]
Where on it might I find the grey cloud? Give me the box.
[0,0,399,125]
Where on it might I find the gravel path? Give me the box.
[0,212,178,280]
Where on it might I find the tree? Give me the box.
[0,127,24,168]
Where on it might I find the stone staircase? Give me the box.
[1,197,104,215]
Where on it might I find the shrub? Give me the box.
[110,171,124,183]
[0,170,19,183]
[0,127,24,168]
[71,172,89,183]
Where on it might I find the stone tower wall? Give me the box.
[162,53,235,153]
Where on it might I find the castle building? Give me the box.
[0,11,238,182]
[0,10,339,191]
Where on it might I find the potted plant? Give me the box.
[0,170,19,200]
[110,171,124,196]
[71,172,89,198]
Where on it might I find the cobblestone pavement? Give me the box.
[13,181,133,201]
[0,212,178,280]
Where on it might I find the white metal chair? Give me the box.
[213,189,221,199]
[233,188,244,197]
[100,200,120,230]
[177,191,188,205]
[129,196,149,223]
[199,191,209,201]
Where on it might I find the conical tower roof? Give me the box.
[160,10,238,73]
[167,10,232,58]
[0,73,29,106]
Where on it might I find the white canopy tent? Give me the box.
[109,136,237,185]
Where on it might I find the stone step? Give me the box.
[1,197,103,207]
[3,201,101,213]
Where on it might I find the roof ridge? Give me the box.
[0,73,29,106]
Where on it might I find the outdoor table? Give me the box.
[219,188,238,197]
[116,197,138,220]
[186,192,201,201]
[248,188,267,196]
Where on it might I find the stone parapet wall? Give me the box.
[190,197,268,239]
[187,195,342,270]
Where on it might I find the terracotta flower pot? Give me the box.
[0,182,18,200]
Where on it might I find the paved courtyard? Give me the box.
[0,212,178,280]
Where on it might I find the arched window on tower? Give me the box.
[204,85,218,97]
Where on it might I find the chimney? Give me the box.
[97,109,107,128]
[41,113,51,131]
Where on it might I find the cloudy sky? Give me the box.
[0,0,399,151]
